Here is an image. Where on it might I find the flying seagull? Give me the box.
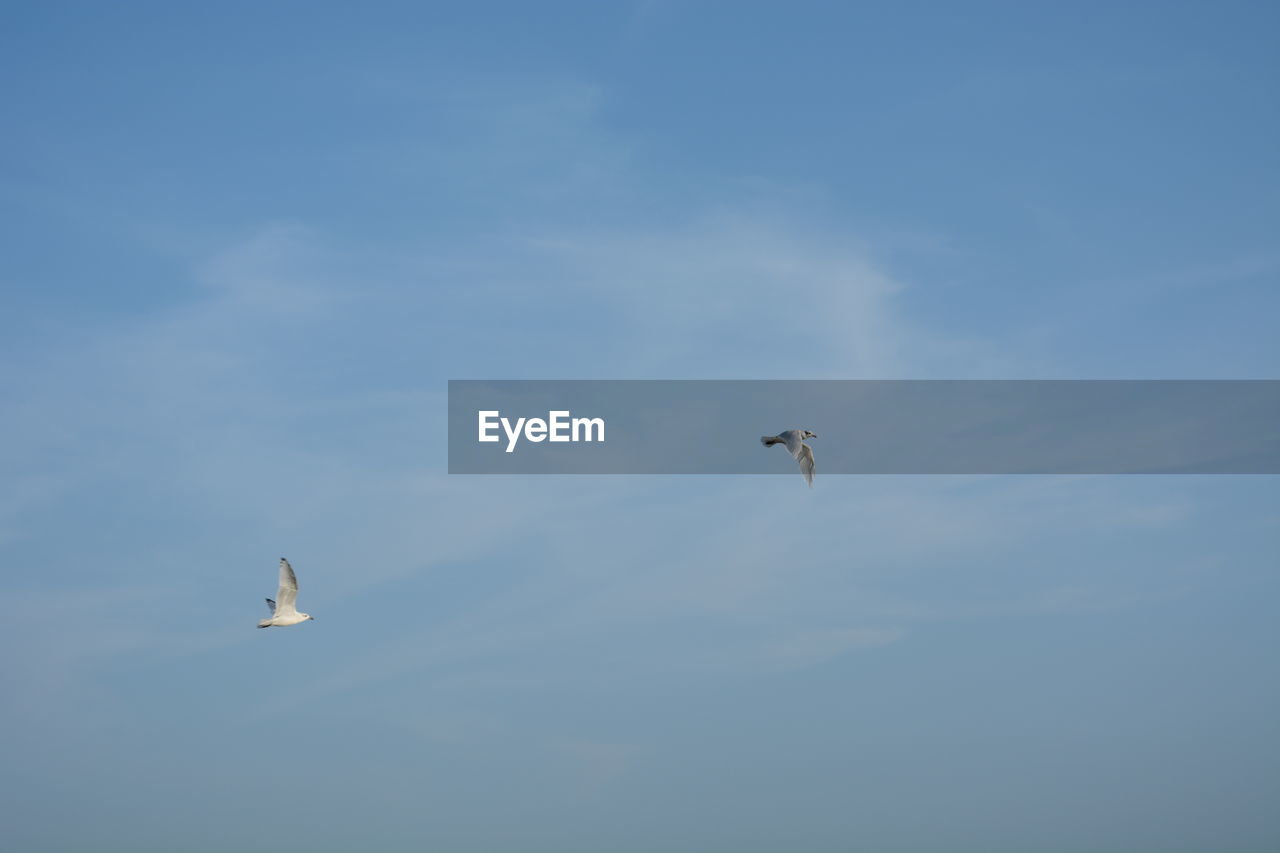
[761,429,818,487]
[258,557,315,628]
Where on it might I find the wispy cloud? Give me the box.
[762,626,906,669]
[0,212,1223,732]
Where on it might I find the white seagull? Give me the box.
[258,557,315,628]
[761,429,818,487]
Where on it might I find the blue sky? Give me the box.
[2,2,1278,851]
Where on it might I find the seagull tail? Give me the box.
[761,436,781,447]
[257,619,273,629]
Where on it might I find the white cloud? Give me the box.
[763,626,906,669]
[523,213,973,379]
[0,200,1228,727]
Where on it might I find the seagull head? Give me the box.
[802,430,817,439]
[301,613,315,621]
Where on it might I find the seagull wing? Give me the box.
[275,558,299,616]
[265,598,277,614]
[794,442,815,487]
[780,430,804,455]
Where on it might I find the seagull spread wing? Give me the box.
[795,442,815,487]
[265,598,277,614]
[781,430,804,456]
[275,558,299,616]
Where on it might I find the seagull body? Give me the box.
[761,429,818,487]
[258,557,315,628]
